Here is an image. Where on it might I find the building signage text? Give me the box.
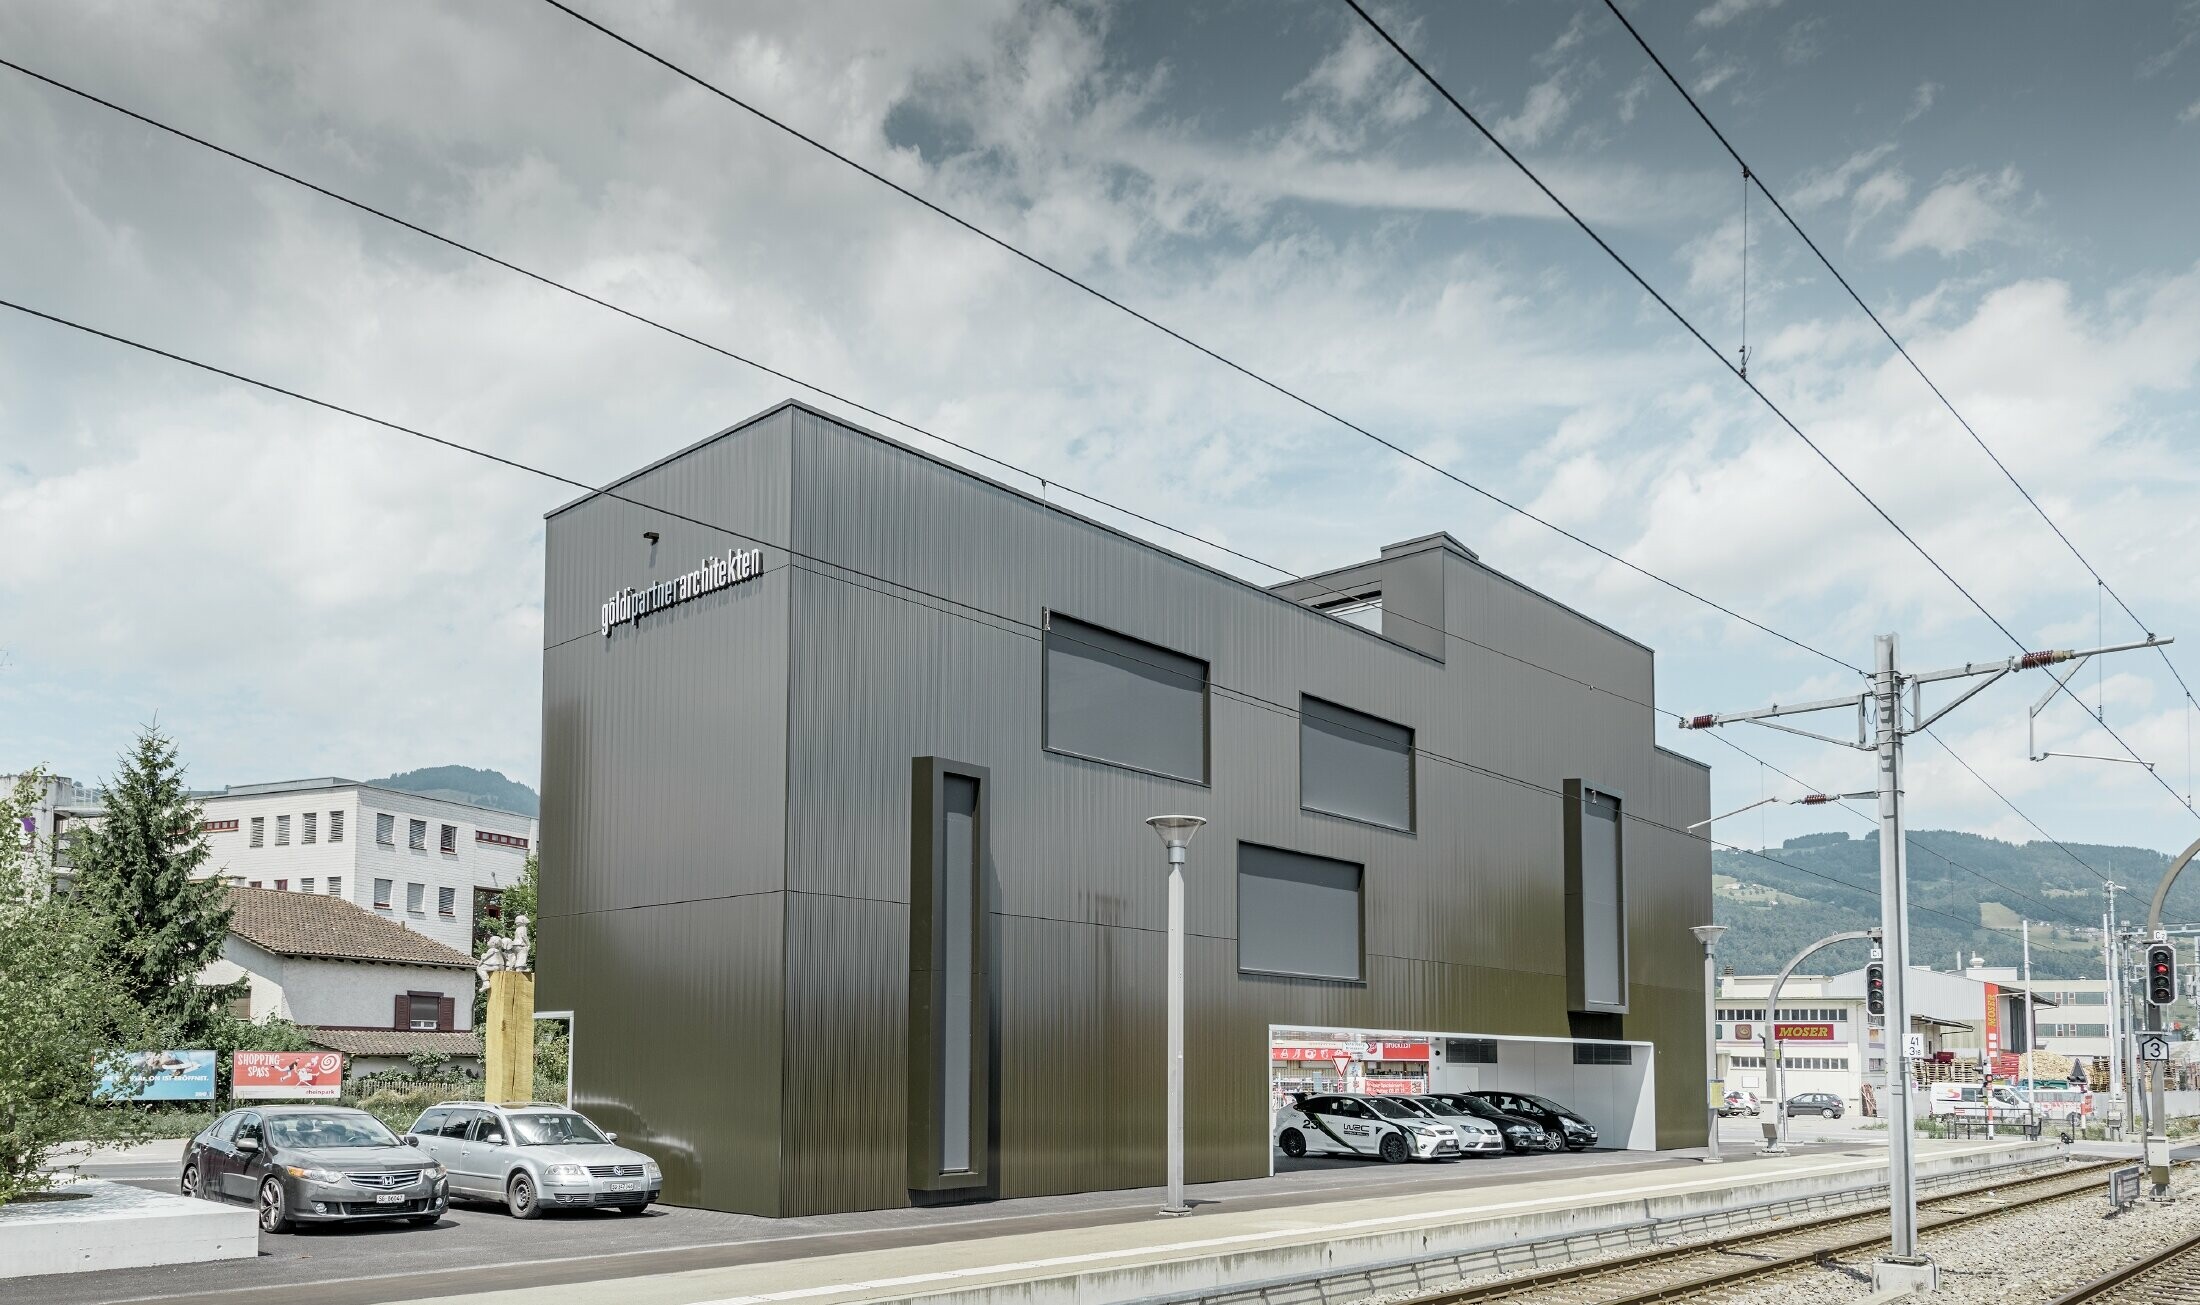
[601,547,764,638]
[1772,1022,1836,1043]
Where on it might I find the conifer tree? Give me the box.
[71,725,238,1043]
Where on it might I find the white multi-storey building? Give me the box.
[195,778,535,954]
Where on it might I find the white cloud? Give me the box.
[1902,81,1940,125]
[1888,166,2026,257]
[1791,143,1898,207]
[2181,98,2200,124]
[1694,0,1785,29]
[1496,73,1576,149]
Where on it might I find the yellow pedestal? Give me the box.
[485,970,536,1104]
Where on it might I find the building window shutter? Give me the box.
[393,994,410,1031]
[436,996,455,1032]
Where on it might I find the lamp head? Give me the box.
[1144,814,1207,849]
[1690,923,1728,950]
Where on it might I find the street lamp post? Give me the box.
[1146,814,1207,1216]
[1691,923,1728,1163]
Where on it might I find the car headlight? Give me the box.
[548,1164,590,1182]
[285,1165,343,1184]
[425,1163,447,1180]
[642,1161,661,1181]
[1405,1124,1437,1137]
[1504,1125,1533,1137]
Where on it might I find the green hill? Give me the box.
[1711,830,2189,980]
[374,765,538,818]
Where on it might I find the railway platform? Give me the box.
[413,1137,2061,1305]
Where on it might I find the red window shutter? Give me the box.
[436,996,455,1032]
[393,994,409,1030]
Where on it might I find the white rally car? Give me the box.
[1274,1092,1468,1162]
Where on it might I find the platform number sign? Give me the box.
[1865,962,1886,1018]
[2137,1033,2170,1064]
[2146,942,2177,1007]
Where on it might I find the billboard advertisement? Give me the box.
[233,1051,344,1099]
[1772,1022,1837,1043]
[99,1050,217,1101]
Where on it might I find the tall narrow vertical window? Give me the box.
[1041,614,1207,783]
[376,813,394,845]
[327,876,342,898]
[301,877,315,894]
[302,812,317,844]
[275,814,290,846]
[406,882,425,914]
[1565,781,1628,1014]
[438,886,456,917]
[250,817,265,848]
[907,758,990,1193]
[330,810,345,842]
[373,878,392,909]
[440,823,457,854]
[409,819,427,851]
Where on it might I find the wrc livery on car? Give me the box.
[1274,1092,1473,1162]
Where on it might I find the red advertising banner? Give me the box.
[1273,1045,1352,1062]
[1369,1042,1432,1061]
[1983,982,2002,1053]
[1359,1077,1426,1095]
[233,1051,343,1099]
[1992,1053,2020,1079]
[1771,1022,1836,1042]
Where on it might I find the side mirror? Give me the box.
[605,1132,618,1143]
[406,1135,425,1147]
[236,1136,259,1153]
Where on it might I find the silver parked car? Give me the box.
[180,1106,449,1232]
[405,1102,661,1217]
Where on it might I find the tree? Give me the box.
[70,726,238,1043]
[0,771,158,1203]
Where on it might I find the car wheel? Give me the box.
[1542,1133,1564,1153]
[1378,1133,1410,1164]
[1278,1129,1307,1159]
[180,1164,200,1199]
[258,1178,291,1233]
[506,1172,543,1220]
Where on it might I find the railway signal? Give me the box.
[2146,941,2177,1007]
[1865,960,1886,1017]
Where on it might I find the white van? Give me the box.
[1927,1083,2036,1121]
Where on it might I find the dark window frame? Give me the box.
[1039,611,1211,787]
[906,756,993,1195]
[1235,841,1367,984]
[1563,779,1630,1016]
[1297,693,1417,833]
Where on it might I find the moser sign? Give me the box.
[1772,1022,1837,1042]
[602,547,764,637]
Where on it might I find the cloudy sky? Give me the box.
[6,0,2200,881]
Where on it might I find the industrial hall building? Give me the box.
[538,400,1714,1217]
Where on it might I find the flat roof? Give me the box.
[194,776,532,822]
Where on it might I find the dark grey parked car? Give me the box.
[1784,1092,1845,1118]
[180,1107,448,1232]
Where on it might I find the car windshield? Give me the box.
[1365,1099,1420,1120]
[1520,1094,1570,1115]
[510,1111,612,1146]
[1456,1097,1502,1119]
[1415,1099,1467,1117]
[266,1114,398,1149]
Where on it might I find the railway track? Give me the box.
[1391,1160,2121,1304]
[2043,1226,2200,1304]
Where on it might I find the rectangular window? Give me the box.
[275,814,290,846]
[376,813,394,845]
[438,886,456,917]
[406,882,424,913]
[439,823,457,854]
[327,876,342,898]
[301,877,314,893]
[907,758,991,1193]
[1445,1038,1498,1064]
[1299,695,1414,830]
[373,878,392,909]
[248,880,262,888]
[476,830,530,849]
[199,818,239,834]
[273,879,288,891]
[1041,614,1207,783]
[409,819,427,851]
[407,992,441,1031]
[1566,781,1628,1014]
[250,817,265,848]
[302,812,316,844]
[1574,1043,1635,1066]
[330,810,344,842]
[1237,843,1363,982]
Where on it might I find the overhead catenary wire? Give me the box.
[524,0,1863,678]
[1,291,2056,949]
[0,54,1825,754]
[1592,0,2200,815]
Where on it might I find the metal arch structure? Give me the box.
[2139,835,2200,1195]
[1754,927,1882,1154]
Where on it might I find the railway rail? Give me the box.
[2043,1226,2200,1304]
[1390,1160,2123,1305]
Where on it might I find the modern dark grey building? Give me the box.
[539,400,1713,1217]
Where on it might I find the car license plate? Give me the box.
[607,1180,638,1192]
[375,1193,405,1204]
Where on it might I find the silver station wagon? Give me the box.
[405,1102,662,1217]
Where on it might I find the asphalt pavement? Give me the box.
[32,1136,1872,1305]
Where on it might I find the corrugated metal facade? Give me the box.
[540,401,1713,1217]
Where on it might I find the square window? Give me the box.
[373,878,392,909]
[1236,843,1362,982]
[301,877,314,893]
[408,993,441,1031]
[273,879,288,891]
[409,819,427,851]
[1041,614,1207,783]
[1299,695,1414,830]
[438,886,456,917]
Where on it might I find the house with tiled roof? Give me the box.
[202,885,482,1078]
